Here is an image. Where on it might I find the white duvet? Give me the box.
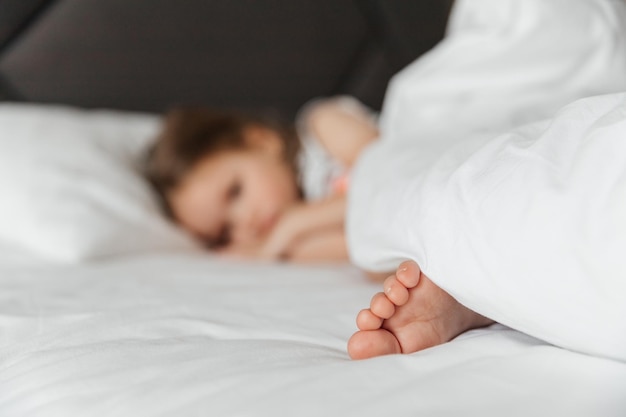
[348,0,626,362]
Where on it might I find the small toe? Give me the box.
[370,292,395,319]
[396,260,421,288]
[383,276,410,306]
[356,309,383,330]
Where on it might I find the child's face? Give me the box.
[168,127,298,249]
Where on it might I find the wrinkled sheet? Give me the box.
[1,252,625,416]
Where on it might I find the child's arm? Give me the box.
[264,98,378,262]
[306,97,379,168]
[220,195,346,261]
[285,226,348,262]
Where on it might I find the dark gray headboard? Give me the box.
[0,0,450,117]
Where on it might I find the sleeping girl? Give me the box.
[145,102,497,360]
[145,96,379,265]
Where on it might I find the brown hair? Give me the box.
[144,106,300,216]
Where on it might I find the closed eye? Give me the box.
[212,180,239,248]
[228,181,241,200]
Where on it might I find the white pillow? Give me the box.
[348,92,626,362]
[0,103,198,262]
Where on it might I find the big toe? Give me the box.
[347,329,402,360]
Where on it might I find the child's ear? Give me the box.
[243,126,284,156]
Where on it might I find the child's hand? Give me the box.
[215,206,307,261]
[260,196,346,260]
[217,196,346,262]
[257,203,309,260]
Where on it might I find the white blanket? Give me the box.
[348,0,626,362]
[379,0,626,144]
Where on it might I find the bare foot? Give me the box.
[348,260,494,360]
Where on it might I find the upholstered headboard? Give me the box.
[0,0,450,117]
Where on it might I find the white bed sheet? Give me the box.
[1,253,625,416]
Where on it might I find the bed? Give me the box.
[1,0,626,416]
